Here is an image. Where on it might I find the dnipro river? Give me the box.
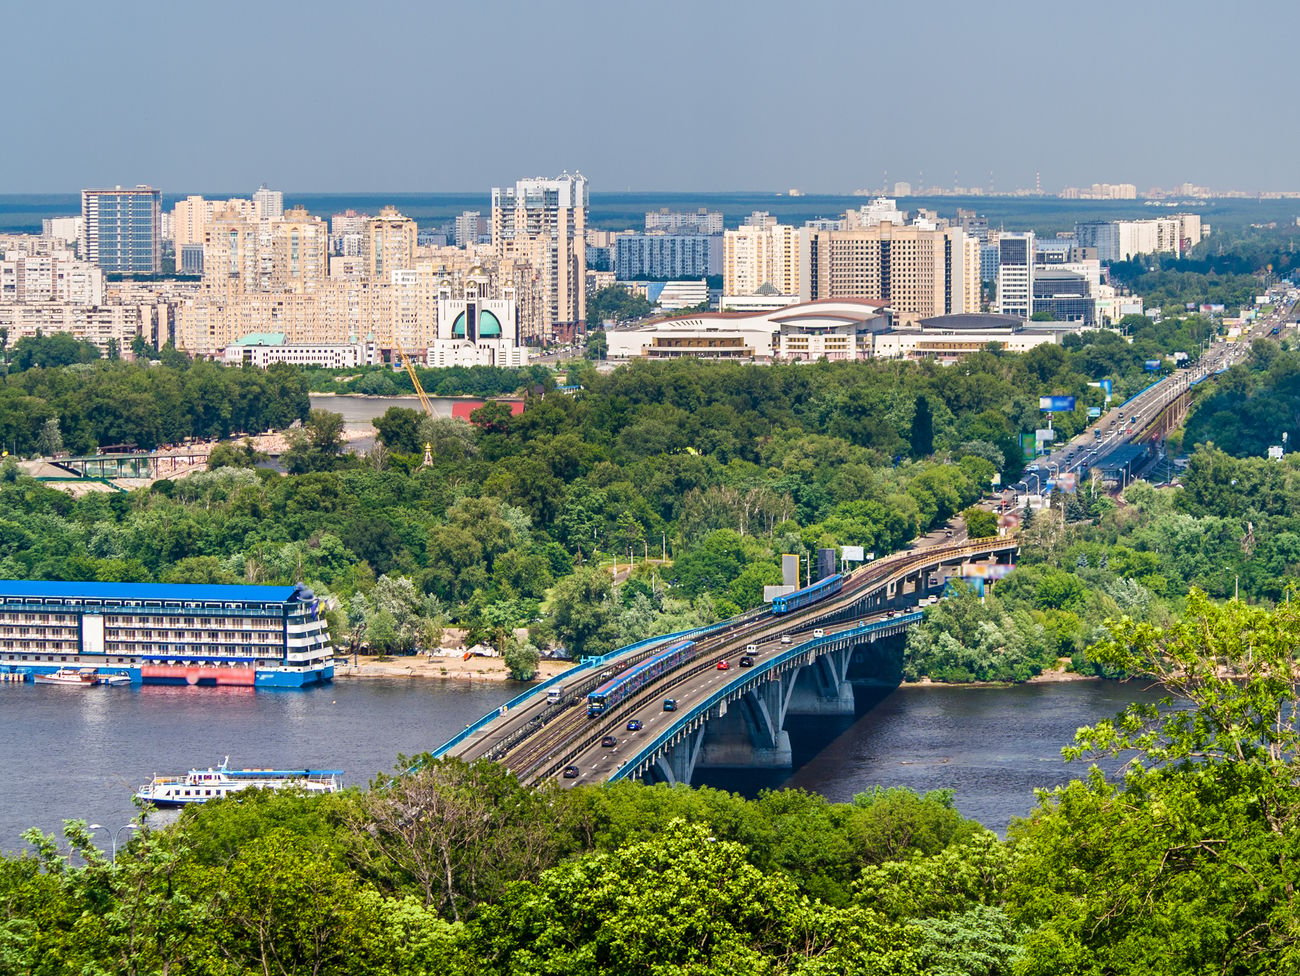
[0,677,1166,851]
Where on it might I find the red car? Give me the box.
[716,660,730,670]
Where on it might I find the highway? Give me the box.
[1016,299,1295,494]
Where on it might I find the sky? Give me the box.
[4,0,1297,194]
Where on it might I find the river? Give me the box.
[0,677,1163,851]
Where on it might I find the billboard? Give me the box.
[840,545,866,562]
[1035,428,1055,443]
[1144,360,1161,372]
[1088,406,1102,418]
[1020,432,1038,461]
[963,563,1016,580]
[1038,396,1076,412]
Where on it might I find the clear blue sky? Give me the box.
[5,0,1296,194]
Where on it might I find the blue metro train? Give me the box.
[770,574,844,614]
[586,639,697,717]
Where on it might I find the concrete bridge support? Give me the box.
[695,669,797,770]
[786,646,855,716]
[650,725,708,785]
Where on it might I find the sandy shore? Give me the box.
[334,653,578,683]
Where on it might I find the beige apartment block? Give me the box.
[0,303,142,358]
[723,215,801,297]
[364,208,417,280]
[801,223,979,319]
[492,174,588,335]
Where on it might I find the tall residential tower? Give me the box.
[81,186,162,274]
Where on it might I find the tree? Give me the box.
[504,640,541,681]
[283,409,347,473]
[374,407,425,454]
[962,506,998,539]
[34,417,63,457]
[549,568,618,658]
[909,394,935,458]
[587,285,653,325]
[1010,592,1300,974]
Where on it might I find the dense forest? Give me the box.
[4,595,1299,974]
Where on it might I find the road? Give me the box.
[1015,299,1295,495]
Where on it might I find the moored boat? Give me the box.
[33,668,100,686]
[133,757,344,807]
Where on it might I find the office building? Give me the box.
[492,173,588,335]
[994,232,1034,319]
[1032,267,1094,324]
[615,234,720,279]
[81,186,162,274]
[222,334,379,369]
[723,213,801,298]
[801,223,980,320]
[1075,215,1204,262]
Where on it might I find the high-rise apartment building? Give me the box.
[492,173,588,333]
[801,223,979,319]
[723,214,801,297]
[81,186,162,274]
[615,235,721,280]
[645,208,723,235]
[994,232,1034,319]
[454,211,488,247]
[1075,215,1204,262]
[253,185,284,222]
[364,207,417,281]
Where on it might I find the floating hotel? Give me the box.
[0,581,334,688]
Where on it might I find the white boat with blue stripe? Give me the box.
[134,757,343,806]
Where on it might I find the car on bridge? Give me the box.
[626,719,642,731]
[663,698,678,711]
[716,660,730,670]
[562,765,580,778]
[739,656,754,667]
[600,735,617,748]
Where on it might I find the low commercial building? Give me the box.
[606,298,891,363]
[872,313,1084,362]
[222,333,379,368]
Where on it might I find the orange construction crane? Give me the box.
[392,338,434,417]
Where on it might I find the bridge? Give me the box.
[51,452,210,480]
[435,535,1018,786]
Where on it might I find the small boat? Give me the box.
[134,757,344,807]
[97,673,132,686]
[34,668,100,686]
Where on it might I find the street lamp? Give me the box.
[88,823,139,859]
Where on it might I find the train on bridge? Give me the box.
[586,639,697,717]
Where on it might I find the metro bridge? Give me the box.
[435,535,1018,786]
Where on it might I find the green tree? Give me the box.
[504,640,541,681]
[549,568,618,658]
[962,506,998,539]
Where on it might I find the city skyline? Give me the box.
[4,0,1298,194]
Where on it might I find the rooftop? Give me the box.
[0,581,307,603]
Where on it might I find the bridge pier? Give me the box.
[786,645,855,715]
[695,672,796,770]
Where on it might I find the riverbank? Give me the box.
[334,653,577,682]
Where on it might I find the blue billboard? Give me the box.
[1088,406,1102,418]
[1038,396,1076,412]
[1144,360,1161,372]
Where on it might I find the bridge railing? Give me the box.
[608,611,924,783]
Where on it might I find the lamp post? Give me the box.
[88,822,138,859]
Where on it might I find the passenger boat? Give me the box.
[33,668,101,686]
[134,757,344,807]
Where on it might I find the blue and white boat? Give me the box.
[134,757,344,806]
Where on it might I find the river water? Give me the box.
[0,677,1164,851]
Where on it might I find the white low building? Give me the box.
[222,333,379,368]
[606,298,891,363]
[872,314,1085,362]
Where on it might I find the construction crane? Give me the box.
[392,337,434,417]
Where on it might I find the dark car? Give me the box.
[600,735,617,748]
[739,656,754,667]
[626,719,642,731]
[663,699,678,711]
[562,765,580,779]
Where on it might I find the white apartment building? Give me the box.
[253,185,284,222]
[0,250,104,305]
[0,303,142,357]
[723,213,801,297]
